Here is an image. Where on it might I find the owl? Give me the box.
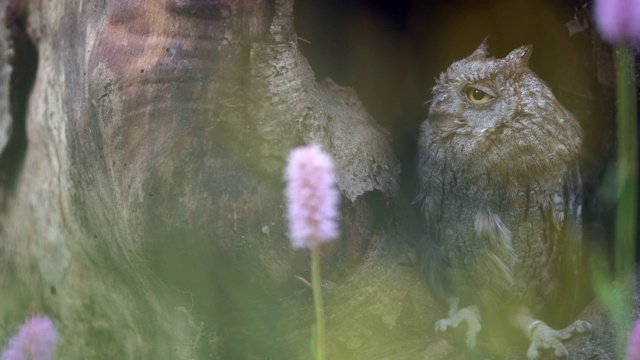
[417,40,590,359]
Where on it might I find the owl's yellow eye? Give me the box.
[465,87,492,104]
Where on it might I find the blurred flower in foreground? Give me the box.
[285,144,340,360]
[627,319,640,360]
[285,144,340,249]
[594,0,640,45]
[1,316,57,360]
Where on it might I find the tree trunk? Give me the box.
[0,0,405,358]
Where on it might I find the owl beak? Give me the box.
[428,103,446,124]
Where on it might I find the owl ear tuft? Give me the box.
[469,37,489,57]
[505,44,532,66]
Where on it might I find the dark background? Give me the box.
[295,0,619,258]
[295,0,594,153]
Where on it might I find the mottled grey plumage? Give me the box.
[417,41,590,359]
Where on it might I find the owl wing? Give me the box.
[420,233,454,302]
[549,163,586,318]
[416,121,456,301]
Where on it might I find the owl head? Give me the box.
[426,40,582,182]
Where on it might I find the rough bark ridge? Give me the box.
[246,0,398,201]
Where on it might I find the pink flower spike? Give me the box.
[285,144,340,249]
[1,316,58,360]
[594,0,640,45]
[627,319,640,360]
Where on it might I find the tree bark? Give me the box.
[0,0,405,358]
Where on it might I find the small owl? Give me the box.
[417,40,590,359]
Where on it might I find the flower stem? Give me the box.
[615,46,637,280]
[615,45,637,356]
[311,247,326,360]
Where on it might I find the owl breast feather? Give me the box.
[418,119,581,309]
